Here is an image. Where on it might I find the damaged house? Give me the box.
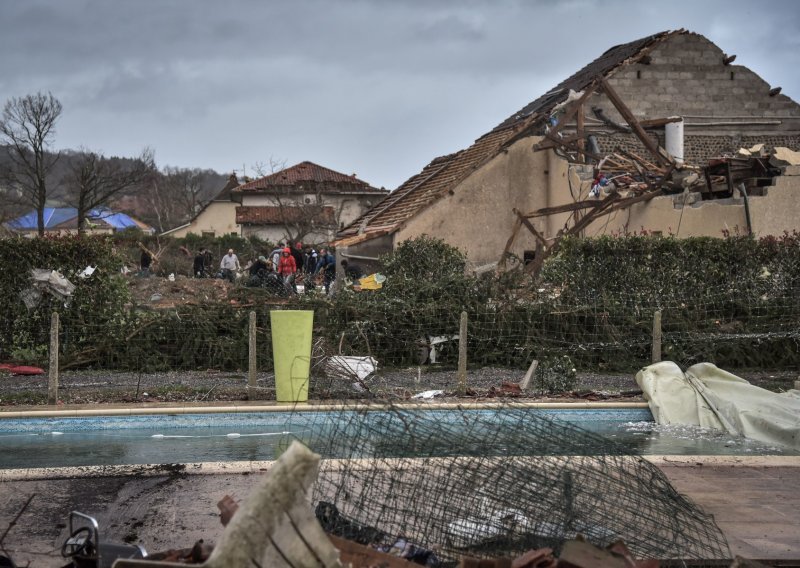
[336,30,800,271]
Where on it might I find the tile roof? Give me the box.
[236,205,336,226]
[235,161,385,194]
[337,30,681,244]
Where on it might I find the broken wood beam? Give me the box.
[532,82,599,151]
[599,77,671,167]
[535,132,584,150]
[566,192,621,236]
[618,149,663,174]
[513,208,548,247]
[524,200,602,218]
[639,116,683,129]
[498,214,524,271]
[521,195,622,278]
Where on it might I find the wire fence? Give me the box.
[51,286,800,369]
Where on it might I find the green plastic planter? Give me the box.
[270,310,314,402]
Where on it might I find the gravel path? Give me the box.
[0,365,796,406]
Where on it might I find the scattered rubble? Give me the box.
[128,275,233,308]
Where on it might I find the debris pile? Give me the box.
[128,275,233,308]
[501,73,800,277]
[20,268,76,309]
[64,436,774,567]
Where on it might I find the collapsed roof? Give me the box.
[336,30,683,246]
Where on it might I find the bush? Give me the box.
[0,235,131,363]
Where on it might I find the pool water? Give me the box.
[0,408,795,469]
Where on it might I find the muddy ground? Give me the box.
[0,366,797,407]
[1,460,799,566]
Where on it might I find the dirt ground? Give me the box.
[127,274,234,308]
[0,366,797,407]
[1,460,798,566]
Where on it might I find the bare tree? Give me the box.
[65,147,156,233]
[0,92,63,236]
[142,175,181,233]
[141,166,223,233]
[162,166,210,217]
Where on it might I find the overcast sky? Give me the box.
[1,0,798,190]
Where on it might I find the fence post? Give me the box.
[48,312,59,405]
[520,359,539,392]
[248,310,257,396]
[651,309,662,364]
[457,311,468,395]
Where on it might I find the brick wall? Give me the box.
[597,32,800,133]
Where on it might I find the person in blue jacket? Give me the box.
[314,248,336,293]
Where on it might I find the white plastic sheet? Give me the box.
[636,361,800,449]
[326,356,377,381]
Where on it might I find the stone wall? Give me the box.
[594,132,800,165]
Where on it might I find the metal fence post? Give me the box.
[457,311,468,395]
[651,309,662,364]
[248,310,257,395]
[48,312,59,405]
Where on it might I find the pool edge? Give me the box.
[2,455,798,482]
[0,400,651,419]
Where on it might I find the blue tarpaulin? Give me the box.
[5,207,150,232]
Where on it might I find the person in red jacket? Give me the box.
[277,247,297,293]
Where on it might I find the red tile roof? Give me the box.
[235,161,385,194]
[337,30,681,244]
[236,205,336,226]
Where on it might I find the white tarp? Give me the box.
[325,356,377,381]
[636,361,800,450]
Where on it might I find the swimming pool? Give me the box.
[0,407,795,469]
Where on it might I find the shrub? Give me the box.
[0,235,131,363]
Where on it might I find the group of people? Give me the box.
[204,242,339,295]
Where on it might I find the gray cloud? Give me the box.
[1,0,799,189]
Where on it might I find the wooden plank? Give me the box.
[532,81,599,151]
[599,77,671,167]
[618,149,662,173]
[639,116,683,129]
[566,192,621,236]
[498,214,523,271]
[523,192,620,277]
[514,208,548,247]
[535,132,583,150]
[524,200,601,218]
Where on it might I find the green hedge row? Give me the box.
[2,234,798,373]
